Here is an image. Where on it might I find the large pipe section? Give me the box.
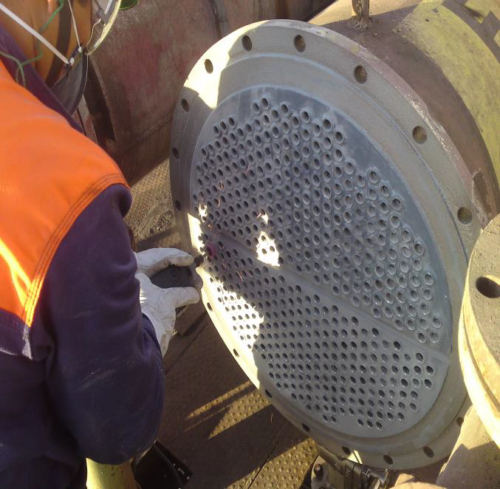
[311,0,500,223]
[81,0,333,184]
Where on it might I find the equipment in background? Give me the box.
[311,454,390,489]
[459,214,500,447]
[79,0,335,183]
[434,214,500,489]
[0,0,127,112]
[170,0,499,472]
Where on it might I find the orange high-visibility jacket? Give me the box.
[0,53,165,489]
[0,60,127,329]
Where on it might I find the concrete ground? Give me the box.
[127,162,444,489]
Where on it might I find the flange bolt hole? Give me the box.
[354,65,367,84]
[476,276,500,299]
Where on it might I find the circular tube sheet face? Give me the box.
[194,88,449,438]
[171,21,479,468]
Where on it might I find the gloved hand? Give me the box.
[135,248,199,356]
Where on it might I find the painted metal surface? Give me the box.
[436,407,500,489]
[170,15,481,468]
[83,0,333,184]
[460,213,500,447]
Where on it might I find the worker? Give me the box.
[0,1,199,488]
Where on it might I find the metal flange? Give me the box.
[460,214,500,446]
[170,20,479,469]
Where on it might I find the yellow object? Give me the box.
[399,0,500,182]
[86,460,137,489]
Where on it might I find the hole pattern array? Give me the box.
[193,93,447,348]
[190,88,451,438]
[202,244,444,437]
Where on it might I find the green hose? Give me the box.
[120,0,139,10]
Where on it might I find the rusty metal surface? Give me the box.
[311,0,500,222]
[83,0,334,184]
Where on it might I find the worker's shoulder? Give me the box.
[0,61,128,203]
[2,73,123,176]
[0,64,129,331]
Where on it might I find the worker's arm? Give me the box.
[31,185,172,464]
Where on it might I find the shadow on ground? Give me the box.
[159,319,316,489]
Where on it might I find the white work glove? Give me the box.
[135,248,200,356]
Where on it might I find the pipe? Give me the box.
[311,0,500,222]
[81,0,335,184]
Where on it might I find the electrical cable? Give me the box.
[0,2,70,64]
[0,0,66,86]
[66,0,81,50]
[0,50,26,85]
